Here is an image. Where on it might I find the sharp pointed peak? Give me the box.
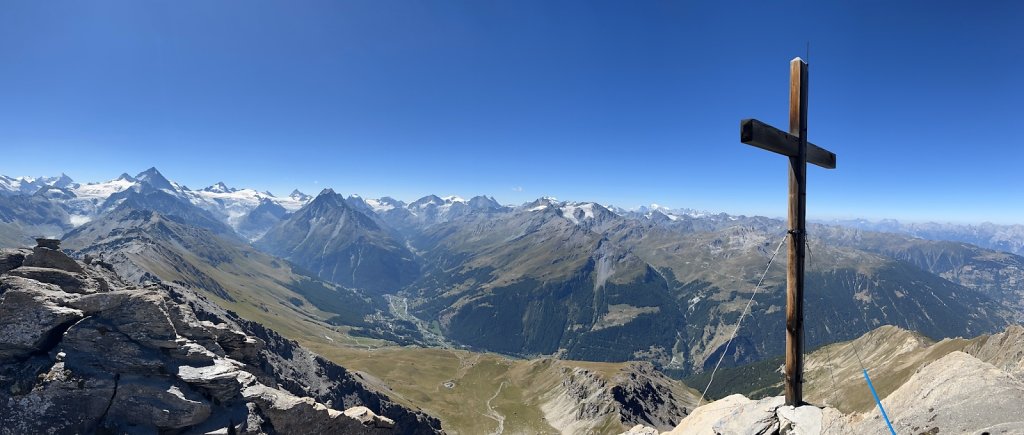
[135,167,169,182]
[136,166,162,176]
[305,188,350,211]
[287,189,312,202]
[52,173,76,188]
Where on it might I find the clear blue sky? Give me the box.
[1,1,1021,223]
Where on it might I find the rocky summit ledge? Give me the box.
[660,395,840,435]
[623,348,1024,434]
[0,243,441,434]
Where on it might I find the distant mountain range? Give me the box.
[5,169,1023,255]
[2,168,1022,376]
[0,168,308,243]
[816,218,1024,256]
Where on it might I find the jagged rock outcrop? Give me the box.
[22,238,84,273]
[621,424,660,434]
[539,360,700,433]
[961,324,1024,378]
[0,242,442,434]
[242,383,396,433]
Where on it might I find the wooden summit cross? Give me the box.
[739,57,836,406]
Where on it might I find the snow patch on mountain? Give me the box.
[187,188,274,228]
[524,197,560,212]
[71,178,136,201]
[202,181,235,193]
[365,198,395,212]
[444,194,468,203]
[560,203,596,225]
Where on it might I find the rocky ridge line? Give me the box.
[0,239,442,434]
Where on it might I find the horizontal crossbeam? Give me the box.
[740,118,836,169]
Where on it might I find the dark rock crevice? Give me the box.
[92,372,120,433]
[24,314,86,364]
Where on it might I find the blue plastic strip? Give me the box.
[862,369,897,435]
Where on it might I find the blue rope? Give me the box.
[862,369,897,435]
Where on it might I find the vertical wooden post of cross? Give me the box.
[786,57,809,406]
[739,57,836,407]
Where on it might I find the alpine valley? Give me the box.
[2,168,1023,434]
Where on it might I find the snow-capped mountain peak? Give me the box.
[467,195,503,211]
[0,174,77,196]
[557,202,616,225]
[634,203,710,221]
[364,198,393,212]
[202,182,236,194]
[409,195,444,210]
[0,175,38,195]
[441,195,466,204]
[646,209,678,222]
[53,173,77,189]
[185,182,308,229]
[289,189,312,202]
[559,203,595,224]
[362,197,407,213]
[135,167,176,191]
[524,196,561,211]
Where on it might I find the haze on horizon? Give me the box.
[1,1,1021,224]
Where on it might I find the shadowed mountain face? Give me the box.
[255,190,421,295]
[397,202,1014,373]
[406,202,686,364]
[237,198,290,241]
[815,225,1024,321]
[102,187,236,238]
[0,194,72,246]
[598,217,1016,372]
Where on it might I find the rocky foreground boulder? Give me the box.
[624,347,1024,434]
[845,350,1024,433]
[0,241,442,434]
